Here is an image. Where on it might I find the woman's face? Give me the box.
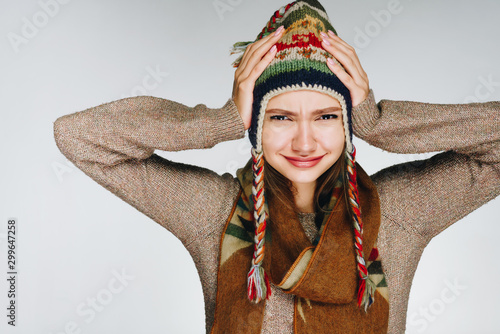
[262,90,346,188]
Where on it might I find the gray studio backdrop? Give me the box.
[1,0,499,333]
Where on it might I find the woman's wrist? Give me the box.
[207,97,246,147]
[351,89,379,140]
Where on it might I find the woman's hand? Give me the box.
[232,26,285,130]
[319,30,370,108]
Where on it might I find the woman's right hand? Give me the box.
[232,25,285,130]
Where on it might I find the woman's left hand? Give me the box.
[320,30,370,108]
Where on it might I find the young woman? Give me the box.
[53,0,500,333]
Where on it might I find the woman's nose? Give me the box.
[292,122,316,155]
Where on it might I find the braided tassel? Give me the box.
[230,2,296,68]
[255,1,295,40]
[230,41,254,68]
[346,145,375,311]
[247,149,271,303]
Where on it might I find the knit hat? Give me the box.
[230,0,372,310]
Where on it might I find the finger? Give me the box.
[238,26,284,78]
[234,41,278,91]
[320,38,367,88]
[321,31,366,78]
[237,26,282,72]
[249,44,278,81]
[326,58,369,104]
[326,58,354,87]
[327,30,353,51]
[326,59,359,104]
[238,27,283,78]
[234,45,278,125]
[326,40,365,81]
[327,31,368,78]
[239,44,278,96]
[323,42,366,87]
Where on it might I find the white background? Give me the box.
[1,0,499,333]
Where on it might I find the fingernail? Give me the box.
[328,30,336,36]
[322,38,330,46]
[327,58,335,65]
[270,45,277,53]
[274,25,284,36]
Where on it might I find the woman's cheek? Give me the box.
[318,126,345,152]
[263,127,291,150]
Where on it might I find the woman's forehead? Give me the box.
[266,89,341,111]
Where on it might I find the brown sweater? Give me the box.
[53,90,500,333]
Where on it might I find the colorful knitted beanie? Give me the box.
[230,0,372,310]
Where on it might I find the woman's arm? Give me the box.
[318,22,500,240]
[353,90,500,155]
[53,95,245,245]
[352,90,500,241]
[352,93,499,333]
[52,29,285,332]
[319,27,499,334]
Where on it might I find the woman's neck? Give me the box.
[293,182,315,213]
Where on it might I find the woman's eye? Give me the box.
[270,115,289,121]
[320,114,338,120]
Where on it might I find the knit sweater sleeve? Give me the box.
[53,95,245,245]
[352,89,500,242]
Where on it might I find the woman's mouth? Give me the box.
[283,155,325,168]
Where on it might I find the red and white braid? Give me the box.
[346,145,376,311]
[247,148,271,303]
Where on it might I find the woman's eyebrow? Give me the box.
[265,107,342,115]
